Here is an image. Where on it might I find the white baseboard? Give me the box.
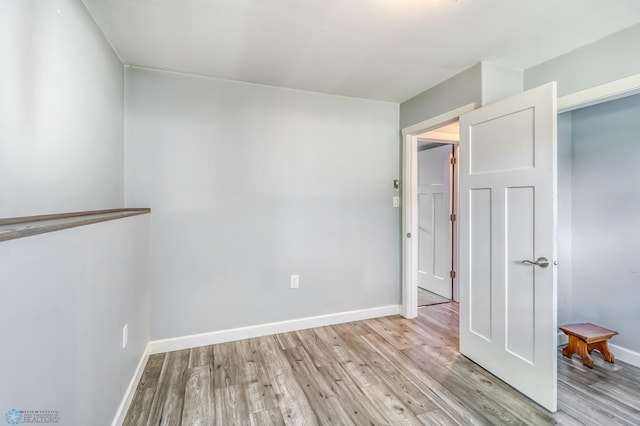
[114,311,636,425]
[148,304,402,355]
[111,305,400,424]
[111,344,150,426]
[610,343,640,369]
[558,332,640,369]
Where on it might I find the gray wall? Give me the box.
[481,62,523,106]
[0,1,150,424]
[525,24,640,96]
[0,216,150,426]
[557,112,573,328]
[125,67,400,340]
[569,93,640,353]
[400,64,482,129]
[0,0,124,217]
[399,62,525,131]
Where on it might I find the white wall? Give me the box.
[0,0,124,217]
[569,93,640,354]
[125,67,400,340]
[0,215,150,426]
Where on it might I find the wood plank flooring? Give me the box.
[417,287,450,307]
[124,303,640,425]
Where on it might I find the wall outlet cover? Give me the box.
[290,275,300,289]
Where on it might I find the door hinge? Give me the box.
[450,214,456,222]
[450,157,457,165]
[450,271,456,279]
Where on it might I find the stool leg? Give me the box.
[578,343,594,368]
[565,335,594,368]
[562,334,579,358]
[592,341,615,363]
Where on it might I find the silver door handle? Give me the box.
[521,257,549,268]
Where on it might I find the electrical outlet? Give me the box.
[393,196,400,207]
[122,324,128,349]
[290,275,299,289]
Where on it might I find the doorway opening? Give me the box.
[401,103,474,319]
[416,122,459,308]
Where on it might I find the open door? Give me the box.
[459,83,558,411]
[417,145,453,299]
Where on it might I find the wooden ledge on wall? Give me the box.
[0,208,151,242]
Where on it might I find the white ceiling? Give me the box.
[82,0,640,102]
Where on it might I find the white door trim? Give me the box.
[402,103,478,137]
[558,73,640,113]
[401,102,476,318]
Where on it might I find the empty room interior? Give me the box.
[2,1,640,425]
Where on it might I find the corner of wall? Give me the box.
[399,63,482,129]
[480,61,524,105]
[111,344,150,426]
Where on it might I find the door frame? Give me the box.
[557,73,640,112]
[401,102,476,318]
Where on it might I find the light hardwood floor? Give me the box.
[124,303,640,425]
[417,287,450,307]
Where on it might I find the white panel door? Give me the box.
[417,145,453,299]
[459,83,558,412]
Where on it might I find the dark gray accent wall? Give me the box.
[525,24,640,96]
[569,93,640,353]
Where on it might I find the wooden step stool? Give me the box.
[559,323,618,368]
